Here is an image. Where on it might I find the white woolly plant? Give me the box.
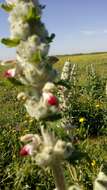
[93,163,107,190]
[61,60,72,81]
[1,0,59,120]
[58,60,72,110]
[58,61,76,131]
[59,61,76,109]
[1,1,106,190]
[20,127,80,190]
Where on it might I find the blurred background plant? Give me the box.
[57,61,107,138]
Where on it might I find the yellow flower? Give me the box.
[79,117,85,123]
[96,104,100,108]
[91,160,96,167]
[29,119,33,123]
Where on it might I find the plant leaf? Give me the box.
[30,51,42,63]
[55,80,70,88]
[8,78,23,86]
[39,4,46,10]
[25,7,41,21]
[1,38,20,47]
[0,3,14,12]
[48,56,59,64]
[46,33,56,43]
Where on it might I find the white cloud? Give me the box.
[80,30,96,36]
[103,29,107,34]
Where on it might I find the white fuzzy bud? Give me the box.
[17,92,28,101]
[42,82,56,92]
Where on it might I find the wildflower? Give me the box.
[4,68,16,78]
[42,92,58,106]
[47,95,58,106]
[29,119,33,123]
[96,104,100,108]
[61,60,71,80]
[79,117,86,123]
[91,160,96,167]
[17,92,28,101]
[20,144,33,156]
[20,128,73,164]
[42,82,59,106]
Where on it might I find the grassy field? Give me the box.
[56,52,107,73]
[56,52,107,84]
[0,52,107,189]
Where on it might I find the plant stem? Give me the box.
[51,162,67,190]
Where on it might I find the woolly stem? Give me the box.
[51,162,67,190]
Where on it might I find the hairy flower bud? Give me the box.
[4,68,16,78]
[42,92,58,106]
[47,95,58,106]
[20,144,33,156]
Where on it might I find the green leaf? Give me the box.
[1,38,20,47]
[25,7,41,21]
[48,56,59,64]
[46,33,56,43]
[30,51,42,63]
[0,3,14,12]
[8,78,23,86]
[55,80,70,88]
[39,4,46,10]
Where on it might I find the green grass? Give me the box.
[55,52,107,84]
[0,52,107,189]
[56,52,107,73]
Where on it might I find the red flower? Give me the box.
[47,95,58,106]
[20,144,32,156]
[4,68,15,78]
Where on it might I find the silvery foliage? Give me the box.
[59,61,76,106]
[20,127,75,190]
[59,60,73,107]
[20,127,74,166]
[54,163,107,190]
[6,0,58,120]
[61,61,72,81]
[94,163,107,190]
[58,62,76,130]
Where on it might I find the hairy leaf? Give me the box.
[30,51,42,63]
[1,38,20,47]
[0,3,14,12]
[8,78,23,86]
[46,33,56,43]
[25,7,41,21]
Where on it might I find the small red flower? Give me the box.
[20,144,32,156]
[47,95,58,106]
[4,68,15,78]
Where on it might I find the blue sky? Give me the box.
[0,0,107,60]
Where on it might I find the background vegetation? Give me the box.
[0,52,107,189]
